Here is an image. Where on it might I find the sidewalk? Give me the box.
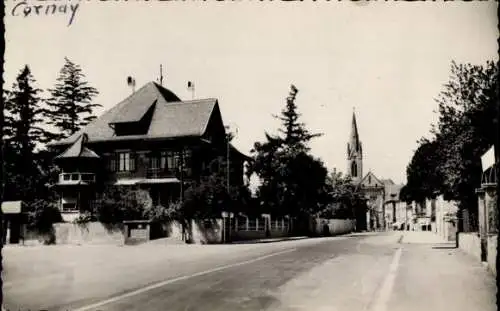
[400,230,448,244]
[390,231,496,311]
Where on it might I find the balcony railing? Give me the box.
[59,172,96,184]
[146,168,175,179]
[146,167,192,179]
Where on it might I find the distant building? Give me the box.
[346,111,407,231]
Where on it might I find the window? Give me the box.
[118,152,135,172]
[160,151,167,170]
[351,162,357,177]
[167,152,176,171]
[183,150,192,176]
[129,153,136,171]
[62,203,77,212]
[108,156,117,172]
[150,155,160,170]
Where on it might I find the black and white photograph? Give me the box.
[0,1,498,310]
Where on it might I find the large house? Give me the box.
[47,82,250,219]
[346,110,406,231]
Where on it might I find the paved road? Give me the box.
[3,232,496,311]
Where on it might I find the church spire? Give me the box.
[347,108,363,182]
[349,108,361,155]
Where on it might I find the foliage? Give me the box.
[95,186,151,225]
[26,199,63,234]
[275,84,322,153]
[248,85,327,217]
[405,60,498,217]
[3,66,55,202]
[3,65,50,147]
[144,201,182,223]
[319,171,364,219]
[73,212,97,226]
[403,138,443,203]
[45,57,100,140]
[177,146,255,220]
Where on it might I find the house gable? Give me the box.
[360,171,384,188]
[201,102,226,145]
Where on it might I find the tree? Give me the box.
[45,57,100,140]
[275,84,322,153]
[404,60,498,229]
[403,138,443,203]
[321,171,364,219]
[248,85,327,218]
[4,65,48,150]
[3,66,52,202]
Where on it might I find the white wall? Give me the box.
[487,234,497,276]
[313,218,355,236]
[458,232,481,262]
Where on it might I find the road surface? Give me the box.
[2,232,496,311]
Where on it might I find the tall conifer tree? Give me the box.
[45,57,100,140]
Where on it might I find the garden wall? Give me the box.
[487,234,497,276]
[312,218,355,236]
[22,222,124,246]
[458,232,481,262]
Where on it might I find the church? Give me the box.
[346,110,405,231]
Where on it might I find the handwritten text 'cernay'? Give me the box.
[11,2,79,26]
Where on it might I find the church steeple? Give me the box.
[347,108,363,183]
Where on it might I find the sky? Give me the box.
[4,1,498,185]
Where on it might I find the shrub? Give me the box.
[95,186,151,225]
[143,201,182,223]
[73,212,96,226]
[26,199,63,234]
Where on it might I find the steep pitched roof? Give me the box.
[48,82,219,146]
[110,82,179,124]
[55,134,100,159]
[347,110,362,158]
[148,99,217,138]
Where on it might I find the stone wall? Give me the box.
[312,218,355,236]
[458,232,481,262]
[22,222,124,246]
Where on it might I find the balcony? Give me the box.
[146,168,174,179]
[58,172,96,185]
[146,167,192,179]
